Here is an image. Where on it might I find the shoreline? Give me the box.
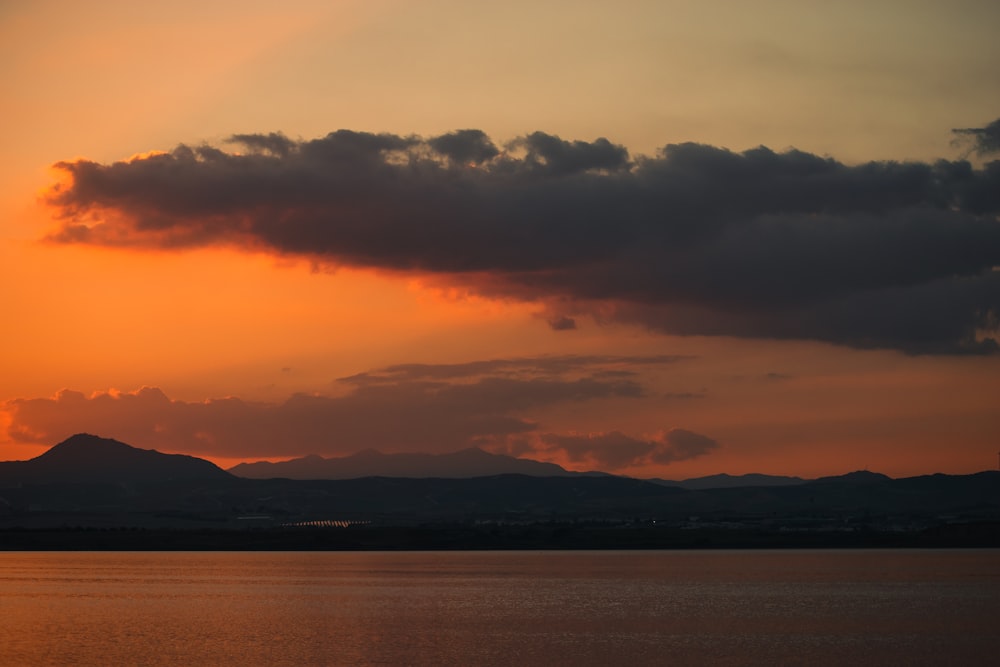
[3,522,998,551]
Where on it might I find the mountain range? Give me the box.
[0,434,870,489]
[227,450,811,488]
[228,447,585,480]
[1,435,998,537]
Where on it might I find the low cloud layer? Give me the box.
[4,355,705,469]
[45,122,1000,353]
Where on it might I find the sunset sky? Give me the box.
[2,0,999,479]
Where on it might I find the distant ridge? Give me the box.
[0,433,231,485]
[648,472,807,490]
[228,447,586,480]
[813,470,892,484]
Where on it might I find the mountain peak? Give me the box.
[36,434,138,463]
[815,470,892,484]
[21,433,231,484]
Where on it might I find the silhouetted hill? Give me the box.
[228,447,582,479]
[3,467,998,531]
[649,473,806,490]
[0,433,231,485]
[2,436,999,539]
[656,470,1000,520]
[813,470,892,484]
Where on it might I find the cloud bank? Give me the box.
[5,355,711,470]
[45,123,1000,353]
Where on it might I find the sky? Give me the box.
[1,0,999,479]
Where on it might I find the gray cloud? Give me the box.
[44,124,1000,353]
[337,354,689,385]
[547,315,577,331]
[508,132,631,174]
[427,129,499,165]
[953,117,1000,157]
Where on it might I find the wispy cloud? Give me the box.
[953,118,1000,157]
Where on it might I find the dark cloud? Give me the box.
[44,124,1000,353]
[953,117,1000,157]
[229,132,297,157]
[337,354,689,385]
[661,392,705,399]
[5,356,691,460]
[508,132,631,174]
[660,428,720,462]
[427,129,499,165]
[547,315,577,331]
[535,428,719,470]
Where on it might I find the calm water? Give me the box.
[1,549,998,666]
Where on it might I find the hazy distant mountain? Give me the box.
[229,448,581,480]
[813,470,892,484]
[0,433,231,485]
[648,473,807,490]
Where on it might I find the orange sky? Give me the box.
[2,1,999,479]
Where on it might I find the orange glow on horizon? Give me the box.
[1,1,998,480]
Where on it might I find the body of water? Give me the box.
[1,549,998,665]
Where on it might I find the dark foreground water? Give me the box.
[1,549,998,665]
